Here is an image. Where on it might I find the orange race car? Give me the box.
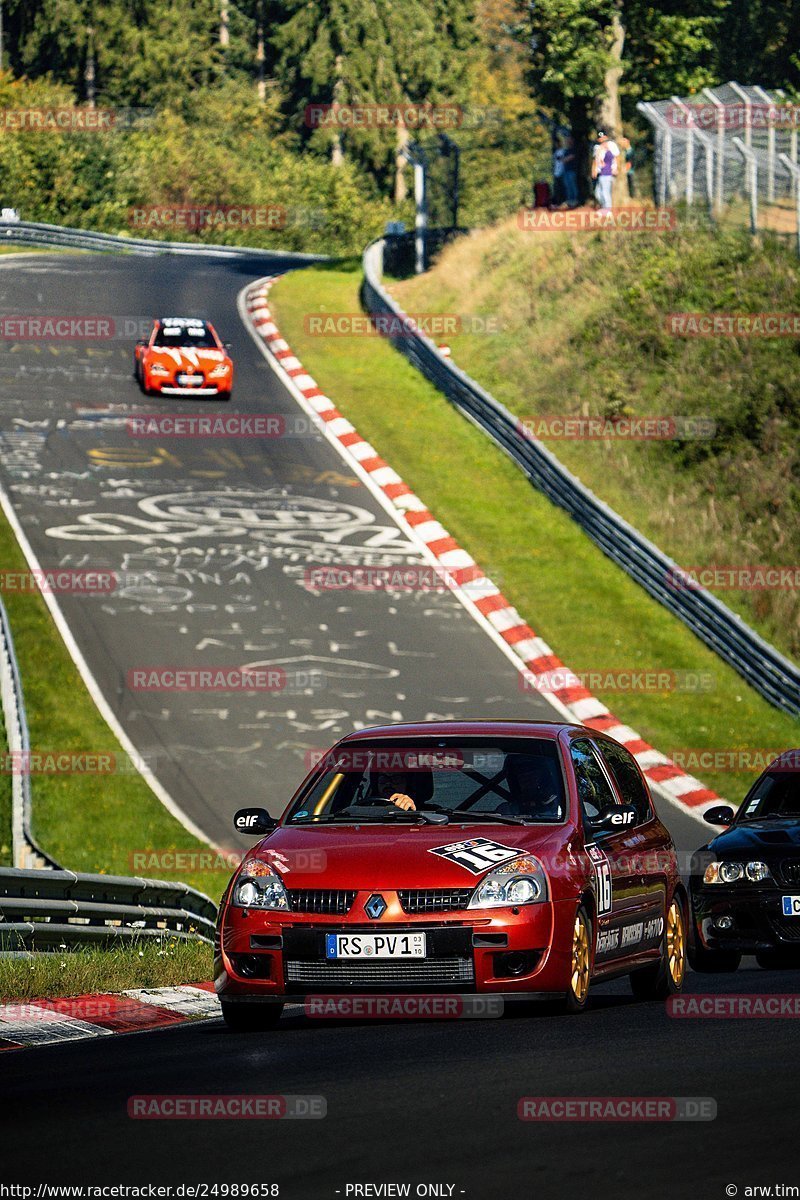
[134,316,233,399]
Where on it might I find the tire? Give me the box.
[220,1000,283,1031]
[216,390,231,402]
[562,904,593,1014]
[756,949,800,970]
[689,943,742,973]
[630,894,687,1001]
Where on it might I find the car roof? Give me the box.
[335,720,582,743]
[157,316,210,327]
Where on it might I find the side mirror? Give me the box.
[136,338,147,347]
[223,342,232,350]
[234,807,277,835]
[592,804,637,832]
[703,804,735,826]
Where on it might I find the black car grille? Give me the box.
[285,958,474,987]
[770,917,800,943]
[397,889,473,915]
[288,890,357,915]
[779,860,800,886]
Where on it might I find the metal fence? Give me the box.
[362,235,800,716]
[0,598,60,871]
[638,82,800,250]
[0,217,325,261]
[0,867,216,951]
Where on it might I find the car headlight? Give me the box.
[232,860,289,910]
[703,860,771,885]
[468,854,548,909]
[208,363,230,378]
[149,362,170,376]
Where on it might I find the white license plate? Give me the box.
[782,895,800,917]
[325,932,427,959]
[177,373,203,385]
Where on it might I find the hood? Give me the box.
[147,346,225,370]
[708,818,800,857]
[242,822,573,890]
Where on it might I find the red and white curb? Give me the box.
[0,983,220,1051]
[241,278,721,820]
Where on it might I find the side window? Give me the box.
[570,739,617,827]
[597,739,653,825]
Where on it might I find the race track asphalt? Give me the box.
[2,251,785,1200]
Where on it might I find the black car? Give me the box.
[689,750,800,971]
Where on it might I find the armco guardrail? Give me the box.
[362,236,800,716]
[0,217,325,261]
[0,867,216,950]
[0,597,60,871]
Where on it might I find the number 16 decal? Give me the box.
[585,843,613,915]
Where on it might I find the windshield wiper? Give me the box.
[292,806,449,826]
[447,811,540,825]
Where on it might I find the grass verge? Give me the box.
[392,217,800,662]
[0,506,227,901]
[0,939,212,1002]
[270,264,798,805]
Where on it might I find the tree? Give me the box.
[525,0,724,197]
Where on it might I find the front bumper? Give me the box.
[691,884,800,953]
[215,898,578,1001]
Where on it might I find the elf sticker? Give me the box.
[429,838,523,875]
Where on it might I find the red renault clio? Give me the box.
[215,721,687,1028]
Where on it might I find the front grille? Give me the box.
[285,957,474,987]
[770,917,800,943]
[288,889,356,916]
[398,889,473,915]
[779,860,800,886]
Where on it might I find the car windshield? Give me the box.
[738,770,800,822]
[154,323,217,348]
[286,739,566,824]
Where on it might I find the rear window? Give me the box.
[286,739,566,824]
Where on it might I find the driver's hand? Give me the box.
[389,792,416,811]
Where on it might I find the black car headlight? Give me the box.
[232,861,289,910]
[703,860,771,885]
[468,855,548,909]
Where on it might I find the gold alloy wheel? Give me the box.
[570,910,591,1003]
[666,898,686,987]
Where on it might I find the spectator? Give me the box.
[591,130,619,209]
[619,135,635,197]
[561,134,579,207]
[552,138,567,206]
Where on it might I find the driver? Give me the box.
[502,755,563,820]
[372,771,416,811]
